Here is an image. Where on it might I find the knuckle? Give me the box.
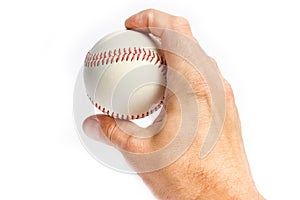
[180,67,212,106]
[145,8,155,22]
[124,136,137,152]
[144,8,156,14]
[223,80,235,102]
[209,57,218,66]
[123,135,145,153]
[106,121,118,142]
[171,16,191,30]
[208,56,221,74]
[174,16,190,26]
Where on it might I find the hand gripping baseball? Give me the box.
[83,9,264,200]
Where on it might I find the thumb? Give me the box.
[82,115,158,153]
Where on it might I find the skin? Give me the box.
[83,9,264,200]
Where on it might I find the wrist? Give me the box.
[170,169,264,200]
[197,177,264,200]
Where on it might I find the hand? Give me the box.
[83,9,264,200]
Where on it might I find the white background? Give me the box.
[0,0,299,199]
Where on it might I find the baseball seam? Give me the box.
[84,47,165,67]
[87,95,165,120]
[85,47,167,120]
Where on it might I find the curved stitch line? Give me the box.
[85,47,167,120]
[87,94,165,120]
[84,47,166,67]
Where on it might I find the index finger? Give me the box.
[125,9,194,39]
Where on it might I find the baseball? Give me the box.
[83,30,167,120]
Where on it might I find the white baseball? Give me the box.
[83,30,167,120]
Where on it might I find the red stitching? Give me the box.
[85,47,167,120]
[84,47,164,67]
[87,94,165,120]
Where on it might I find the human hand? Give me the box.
[83,9,264,200]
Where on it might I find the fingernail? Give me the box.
[82,117,102,141]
